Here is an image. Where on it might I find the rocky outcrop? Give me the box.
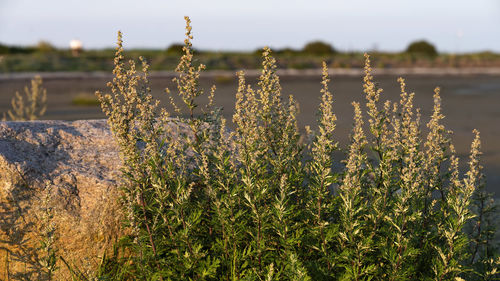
[0,120,122,280]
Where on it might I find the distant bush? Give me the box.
[0,43,35,54]
[302,40,336,55]
[0,43,9,54]
[36,41,57,53]
[406,40,438,57]
[275,47,300,55]
[166,43,185,54]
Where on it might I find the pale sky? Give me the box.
[1,0,499,53]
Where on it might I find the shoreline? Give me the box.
[2,67,500,80]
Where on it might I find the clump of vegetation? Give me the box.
[275,47,300,55]
[90,17,500,280]
[71,93,101,106]
[4,75,47,121]
[0,42,35,55]
[302,40,336,55]
[406,40,438,57]
[36,41,57,54]
[166,43,185,55]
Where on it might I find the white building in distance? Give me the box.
[70,39,83,56]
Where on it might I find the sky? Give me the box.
[0,0,499,53]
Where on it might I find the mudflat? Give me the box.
[0,71,499,196]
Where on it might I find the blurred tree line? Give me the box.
[1,39,500,72]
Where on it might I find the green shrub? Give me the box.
[166,43,185,55]
[92,17,498,280]
[36,40,57,54]
[406,40,438,57]
[275,47,299,55]
[303,40,336,55]
[0,43,35,55]
[0,43,10,54]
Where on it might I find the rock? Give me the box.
[0,119,122,280]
